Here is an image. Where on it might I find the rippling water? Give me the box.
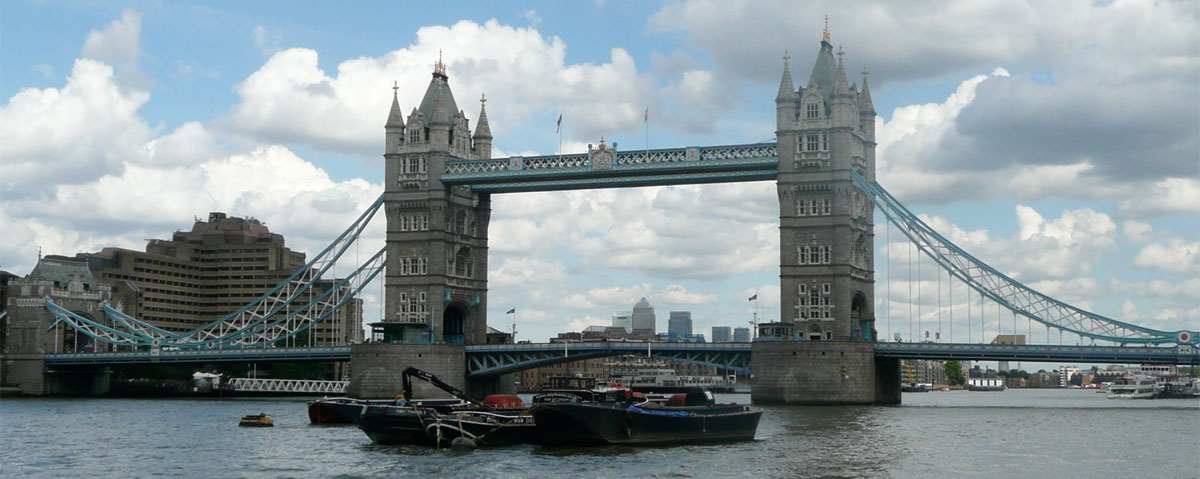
[3,390,1197,478]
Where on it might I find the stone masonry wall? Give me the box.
[751,341,882,405]
[347,343,465,400]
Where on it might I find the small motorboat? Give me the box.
[238,413,274,427]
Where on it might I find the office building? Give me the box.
[712,326,732,342]
[668,311,692,337]
[612,311,632,332]
[77,212,361,346]
[632,297,656,335]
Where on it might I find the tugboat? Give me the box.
[238,413,274,427]
[529,389,762,446]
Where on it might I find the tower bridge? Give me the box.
[5,29,1196,401]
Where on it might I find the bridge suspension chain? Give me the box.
[852,170,1195,346]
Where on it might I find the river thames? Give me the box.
[3,389,1197,478]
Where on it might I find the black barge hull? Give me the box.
[530,403,762,446]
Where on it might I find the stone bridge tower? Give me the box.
[382,58,492,346]
[753,26,898,405]
[775,26,877,342]
[2,257,114,395]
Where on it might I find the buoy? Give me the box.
[449,436,477,452]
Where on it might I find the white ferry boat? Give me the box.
[616,369,736,393]
[1107,375,1157,399]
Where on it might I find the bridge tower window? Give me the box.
[806,135,819,152]
[806,103,819,119]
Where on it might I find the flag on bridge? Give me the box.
[556,113,562,134]
[748,294,757,301]
[506,308,516,314]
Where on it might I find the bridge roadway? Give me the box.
[42,342,1198,372]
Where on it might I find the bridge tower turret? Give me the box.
[381,56,491,346]
[472,94,493,160]
[775,26,876,344]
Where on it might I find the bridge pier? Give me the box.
[346,343,516,400]
[751,341,899,405]
[347,343,466,399]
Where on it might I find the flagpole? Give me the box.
[644,107,649,155]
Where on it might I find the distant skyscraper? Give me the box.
[612,311,633,332]
[712,326,732,342]
[733,327,750,342]
[632,297,656,334]
[668,311,692,337]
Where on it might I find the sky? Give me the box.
[1,1,1197,355]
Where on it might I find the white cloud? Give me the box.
[561,284,654,311]
[491,257,567,287]
[1115,178,1200,218]
[654,1,1198,204]
[566,315,611,332]
[1121,220,1152,244]
[523,10,542,26]
[656,285,718,306]
[81,10,150,90]
[252,25,282,56]
[1134,238,1200,274]
[0,59,151,194]
[82,10,141,65]
[895,205,1117,281]
[224,20,654,156]
[32,64,55,79]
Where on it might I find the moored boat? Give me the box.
[966,378,1006,392]
[530,403,761,446]
[308,397,391,424]
[309,396,467,424]
[529,392,762,446]
[238,413,274,427]
[1108,375,1157,399]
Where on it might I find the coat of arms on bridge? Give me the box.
[588,137,615,170]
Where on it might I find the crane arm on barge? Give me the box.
[401,367,496,412]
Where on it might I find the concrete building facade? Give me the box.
[76,213,361,346]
